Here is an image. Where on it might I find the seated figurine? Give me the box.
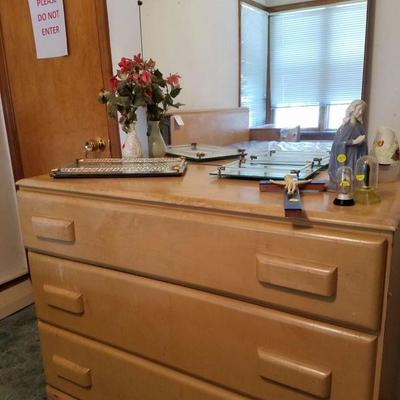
[328,100,368,187]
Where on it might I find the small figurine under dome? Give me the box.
[328,100,368,188]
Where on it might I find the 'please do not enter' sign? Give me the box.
[28,0,68,59]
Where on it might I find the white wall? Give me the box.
[141,0,239,111]
[107,0,400,148]
[106,0,148,154]
[0,98,27,284]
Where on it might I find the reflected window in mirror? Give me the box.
[240,0,368,135]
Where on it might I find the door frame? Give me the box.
[0,0,120,181]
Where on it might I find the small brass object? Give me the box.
[217,166,226,178]
[84,137,106,157]
[191,143,197,150]
[196,152,205,159]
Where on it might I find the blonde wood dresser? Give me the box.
[17,165,400,400]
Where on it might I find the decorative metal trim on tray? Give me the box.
[210,150,330,180]
[50,157,188,179]
[166,143,245,161]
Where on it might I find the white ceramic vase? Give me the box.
[122,123,143,158]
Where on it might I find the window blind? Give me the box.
[240,3,269,127]
[270,1,367,108]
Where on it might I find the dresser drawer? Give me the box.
[19,191,387,330]
[46,386,77,400]
[32,253,377,400]
[39,323,249,400]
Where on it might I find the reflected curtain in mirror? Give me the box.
[240,3,269,128]
[240,0,368,132]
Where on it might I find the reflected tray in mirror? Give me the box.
[50,158,188,179]
[210,157,325,180]
[251,150,330,166]
[166,143,245,161]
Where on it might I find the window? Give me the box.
[240,1,368,131]
[240,4,269,127]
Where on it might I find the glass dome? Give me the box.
[334,166,355,206]
[354,155,380,204]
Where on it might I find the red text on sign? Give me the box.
[41,25,60,36]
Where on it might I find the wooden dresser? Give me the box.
[17,165,400,400]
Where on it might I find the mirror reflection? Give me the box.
[240,0,368,133]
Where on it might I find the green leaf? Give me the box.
[154,69,163,79]
[170,87,182,98]
[152,86,164,103]
[134,94,146,107]
[107,102,118,117]
[165,94,173,106]
[116,96,131,107]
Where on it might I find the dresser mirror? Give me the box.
[140,0,372,138]
[240,0,371,133]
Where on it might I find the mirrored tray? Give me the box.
[50,158,188,179]
[249,150,330,166]
[210,158,325,180]
[166,143,244,161]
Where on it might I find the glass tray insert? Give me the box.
[210,158,325,180]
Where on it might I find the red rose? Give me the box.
[139,70,152,85]
[118,57,134,73]
[110,75,119,91]
[166,73,181,87]
[133,53,144,66]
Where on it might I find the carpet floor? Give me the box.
[0,305,45,400]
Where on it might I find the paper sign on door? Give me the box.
[28,0,68,59]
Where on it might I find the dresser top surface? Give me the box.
[17,164,400,232]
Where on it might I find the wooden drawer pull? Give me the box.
[32,216,75,242]
[256,254,337,297]
[258,349,332,398]
[43,284,84,314]
[52,355,92,388]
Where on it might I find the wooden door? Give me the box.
[0,0,120,179]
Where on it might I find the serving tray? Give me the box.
[50,158,188,179]
[250,150,330,166]
[210,155,328,180]
[166,143,244,161]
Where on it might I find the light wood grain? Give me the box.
[256,254,338,297]
[18,159,400,399]
[41,323,251,400]
[257,349,332,398]
[17,165,400,232]
[169,108,250,146]
[33,255,376,400]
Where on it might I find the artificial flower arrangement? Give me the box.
[98,53,182,157]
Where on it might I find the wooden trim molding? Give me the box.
[0,15,24,181]
[94,0,121,158]
[241,0,272,13]
[268,0,358,13]
[362,0,375,106]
